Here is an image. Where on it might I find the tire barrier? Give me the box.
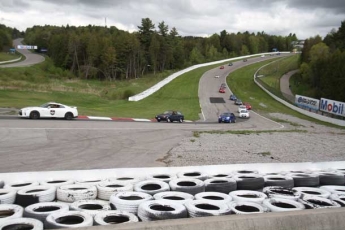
[40,179,74,188]
[263,186,300,200]
[0,189,16,204]
[204,178,237,194]
[264,175,294,188]
[293,187,331,198]
[233,170,259,175]
[320,186,345,195]
[4,181,39,191]
[288,173,320,187]
[109,192,153,214]
[70,200,111,217]
[57,185,97,203]
[317,172,345,185]
[184,200,231,217]
[153,191,194,204]
[228,201,266,214]
[109,176,142,185]
[0,218,43,230]
[233,174,265,190]
[97,181,134,200]
[45,211,93,229]
[280,170,312,175]
[194,192,232,204]
[75,179,107,186]
[169,178,205,195]
[94,210,139,225]
[24,202,69,222]
[0,181,3,189]
[177,171,208,181]
[0,204,23,222]
[263,198,305,212]
[16,186,56,207]
[146,173,178,183]
[138,200,188,221]
[329,194,345,207]
[210,173,233,178]
[298,196,341,209]
[134,180,170,195]
[229,190,267,203]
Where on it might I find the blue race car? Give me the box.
[229,94,237,101]
[218,112,236,123]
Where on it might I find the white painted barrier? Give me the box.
[128,52,288,101]
[254,60,345,127]
[0,56,22,64]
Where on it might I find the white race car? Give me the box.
[239,109,250,118]
[18,102,78,120]
[238,105,247,113]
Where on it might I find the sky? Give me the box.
[1,0,344,39]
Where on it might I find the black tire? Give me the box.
[318,172,345,185]
[204,178,237,194]
[288,173,319,187]
[264,175,294,188]
[233,174,265,190]
[218,121,221,123]
[166,118,170,123]
[179,118,183,123]
[157,119,161,122]
[64,112,73,120]
[30,111,40,119]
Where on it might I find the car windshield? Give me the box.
[40,103,50,108]
[240,110,248,113]
[222,113,231,117]
[163,111,172,114]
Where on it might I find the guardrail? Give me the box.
[0,56,22,64]
[253,61,345,127]
[128,52,288,101]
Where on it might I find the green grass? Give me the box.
[0,52,21,62]
[290,72,317,98]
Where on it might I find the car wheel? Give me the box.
[30,111,40,119]
[65,112,73,120]
[218,121,221,123]
[179,118,183,123]
[167,118,172,123]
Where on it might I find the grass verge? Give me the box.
[0,52,21,62]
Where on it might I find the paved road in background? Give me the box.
[0,38,45,68]
[280,69,298,102]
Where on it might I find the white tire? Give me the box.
[169,178,205,195]
[17,186,56,203]
[195,192,232,204]
[138,200,188,221]
[97,181,133,200]
[263,186,300,200]
[134,180,170,195]
[329,194,345,207]
[94,210,139,225]
[184,200,231,217]
[153,191,194,204]
[293,187,331,198]
[204,178,237,194]
[40,178,74,188]
[70,200,111,217]
[298,195,341,209]
[264,175,294,188]
[24,202,69,222]
[146,173,177,183]
[75,179,107,186]
[229,190,267,203]
[0,218,43,230]
[233,174,265,190]
[0,204,23,222]
[320,186,345,195]
[0,189,16,204]
[263,198,305,212]
[177,171,209,181]
[57,184,97,203]
[110,192,153,214]
[4,181,39,191]
[45,211,93,229]
[228,201,266,214]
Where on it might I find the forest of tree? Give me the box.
[0,24,22,51]
[23,18,298,81]
[299,20,345,101]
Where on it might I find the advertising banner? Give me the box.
[320,98,345,117]
[295,95,320,111]
[17,45,38,50]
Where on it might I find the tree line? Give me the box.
[299,20,345,101]
[23,18,298,81]
[0,24,22,51]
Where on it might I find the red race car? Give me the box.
[219,87,225,93]
[220,66,224,69]
[243,102,252,110]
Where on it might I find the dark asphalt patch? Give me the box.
[209,97,225,103]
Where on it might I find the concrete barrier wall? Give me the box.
[129,52,288,101]
[0,56,22,64]
[254,60,345,127]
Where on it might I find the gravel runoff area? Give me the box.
[166,113,345,166]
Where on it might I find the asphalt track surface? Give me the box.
[0,54,290,173]
[0,38,45,68]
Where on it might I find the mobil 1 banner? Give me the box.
[320,98,345,117]
[295,95,319,111]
